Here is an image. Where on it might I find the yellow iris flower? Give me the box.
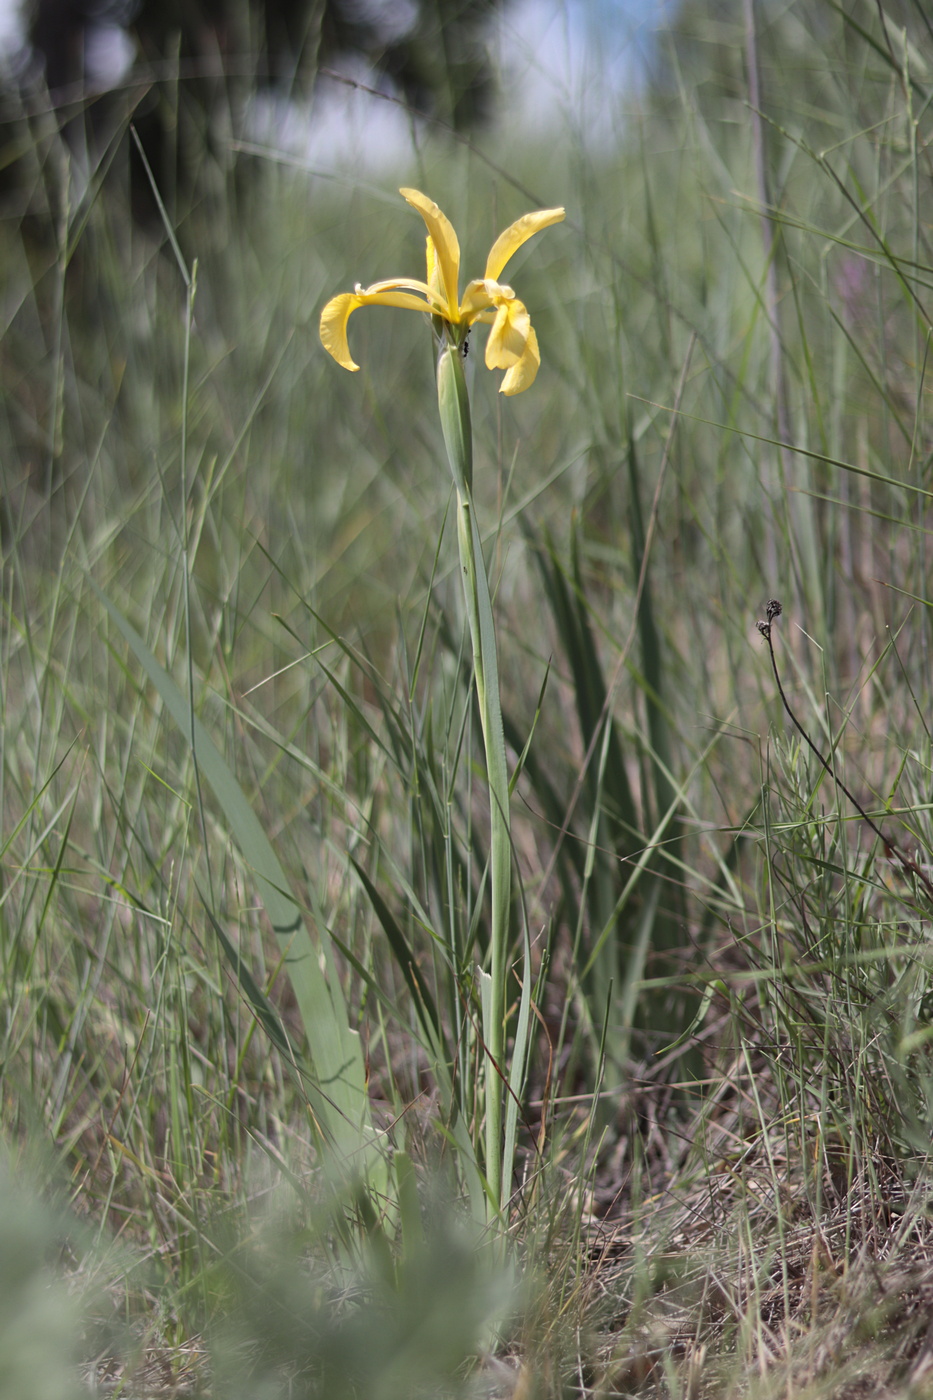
[320,188,565,396]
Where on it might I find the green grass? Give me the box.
[3,0,933,1394]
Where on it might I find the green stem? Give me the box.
[436,341,512,1215]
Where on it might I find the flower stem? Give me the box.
[437,341,512,1215]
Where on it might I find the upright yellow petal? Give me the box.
[484,207,565,283]
[400,188,461,321]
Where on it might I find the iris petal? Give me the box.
[459,277,498,322]
[320,292,363,371]
[361,277,439,305]
[484,297,532,370]
[484,208,566,283]
[320,283,438,372]
[500,327,540,396]
[400,188,461,320]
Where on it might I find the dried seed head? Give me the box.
[766,598,783,624]
[756,620,771,639]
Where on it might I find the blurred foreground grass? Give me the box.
[4,0,933,1394]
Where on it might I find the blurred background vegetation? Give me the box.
[2,0,933,1395]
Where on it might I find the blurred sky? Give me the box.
[0,0,20,54]
[269,0,679,171]
[0,0,678,169]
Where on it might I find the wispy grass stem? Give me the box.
[758,599,933,904]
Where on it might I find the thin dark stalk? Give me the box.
[758,600,933,904]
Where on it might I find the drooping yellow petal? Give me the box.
[484,207,565,283]
[500,326,540,396]
[483,295,540,394]
[484,296,532,370]
[400,188,461,320]
[320,292,364,371]
[360,277,441,308]
[357,288,440,312]
[320,282,439,371]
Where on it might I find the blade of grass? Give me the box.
[90,580,383,1187]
